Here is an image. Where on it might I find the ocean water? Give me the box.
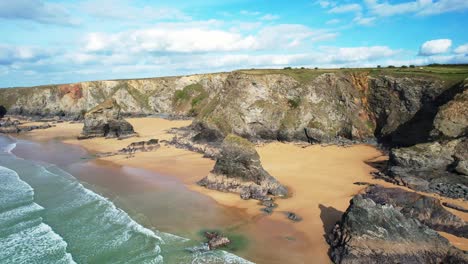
[0,136,252,264]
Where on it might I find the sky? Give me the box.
[0,0,467,87]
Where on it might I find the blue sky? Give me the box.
[0,0,467,87]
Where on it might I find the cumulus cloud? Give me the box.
[0,45,53,65]
[454,44,468,54]
[329,4,362,14]
[82,23,336,54]
[419,39,452,56]
[0,0,77,25]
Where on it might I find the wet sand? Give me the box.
[16,117,468,262]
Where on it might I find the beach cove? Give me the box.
[11,117,468,263]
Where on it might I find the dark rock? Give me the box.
[260,200,278,208]
[443,202,468,213]
[198,134,288,201]
[0,105,6,119]
[119,139,160,154]
[78,99,136,139]
[327,195,468,264]
[285,212,302,222]
[388,138,468,199]
[191,122,224,143]
[208,236,230,250]
[431,88,468,139]
[353,182,375,186]
[203,231,231,250]
[261,207,273,214]
[363,185,468,238]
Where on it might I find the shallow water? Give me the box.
[0,135,252,264]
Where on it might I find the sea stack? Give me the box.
[78,98,136,139]
[327,195,467,264]
[198,134,288,201]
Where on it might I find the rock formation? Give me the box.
[383,84,468,199]
[0,105,6,118]
[78,99,136,139]
[388,138,468,199]
[198,134,288,201]
[327,195,467,264]
[362,185,467,238]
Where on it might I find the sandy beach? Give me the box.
[17,117,468,263]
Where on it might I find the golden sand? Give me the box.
[20,117,468,262]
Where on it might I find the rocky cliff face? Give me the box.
[327,195,467,264]
[2,69,465,145]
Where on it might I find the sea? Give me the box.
[0,135,252,264]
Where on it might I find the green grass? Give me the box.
[237,64,468,85]
[172,83,208,115]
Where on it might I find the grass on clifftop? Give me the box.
[238,64,468,85]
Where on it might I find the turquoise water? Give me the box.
[0,136,252,264]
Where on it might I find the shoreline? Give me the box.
[11,117,468,262]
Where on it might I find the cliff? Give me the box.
[2,66,466,145]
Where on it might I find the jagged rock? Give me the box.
[207,236,230,250]
[285,212,302,222]
[363,185,467,238]
[0,105,6,118]
[327,195,468,264]
[443,202,468,213]
[119,139,160,154]
[197,134,288,200]
[388,138,468,199]
[431,88,468,139]
[78,99,136,139]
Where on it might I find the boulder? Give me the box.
[78,99,136,139]
[198,134,288,200]
[327,195,467,264]
[363,185,467,238]
[388,138,468,199]
[431,87,468,139]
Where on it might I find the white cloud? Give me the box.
[0,45,53,65]
[365,0,468,17]
[82,23,335,54]
[80,0,190,21]
[260,14,280,21]
[326,19,340,25]
[353,16,376,25]
[419,39,452,56]
[329,4,362,14]
[240,10,261,16]
[0,0,77,25]
[454,44,468,54]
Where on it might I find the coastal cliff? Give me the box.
[1,67,466,145]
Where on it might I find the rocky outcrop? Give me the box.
[327,195,467,264]
[431,86,468,139]
[0,118,52,134]
[78,99,136,139]
[387,137,467,199]
[0,105,6,118]
[362,185,467,238]
[198,134,288,201]
[97,139,160,158]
